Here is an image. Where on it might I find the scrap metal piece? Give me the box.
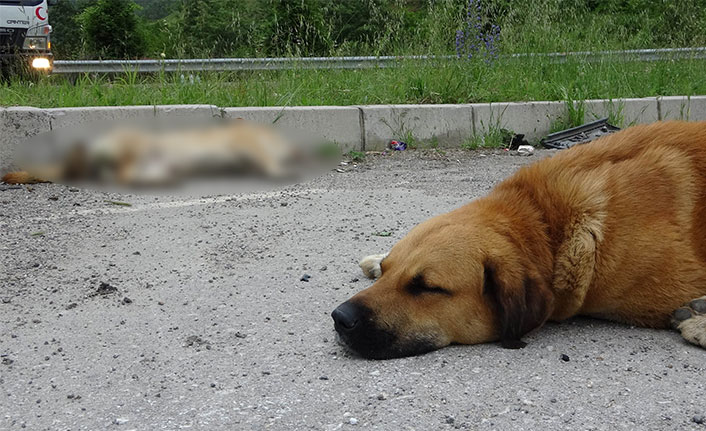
[542,118,620,150]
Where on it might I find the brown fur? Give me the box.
[1,171,51,184]
[335,121,706,358]
[1,120,295,186]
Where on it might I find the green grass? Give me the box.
[345,151,366,162]
[1,56,705,108]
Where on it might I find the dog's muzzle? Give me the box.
[331,300,438,359]
[331,301,361,332]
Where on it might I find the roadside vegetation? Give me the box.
[50,0,706,60]
[2,57,703,108]
[1,0,705,108]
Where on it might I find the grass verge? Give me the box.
[1,57,705,108]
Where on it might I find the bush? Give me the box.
[168,0,260,57]
[48,0,83,59]
[79,0,146,59]
[258,0,333,56]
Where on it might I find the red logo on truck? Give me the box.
[35,7,46,21]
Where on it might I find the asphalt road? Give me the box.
[1,149,705,430]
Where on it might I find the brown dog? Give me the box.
[332,121,706,359]
[1,120,298,187]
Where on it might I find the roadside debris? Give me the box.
[389,140,407,151]
[517,145,535,156]
[542,118,620,149]
[372,231,392,237]
[508,133,529,150]
[105,200,132,207]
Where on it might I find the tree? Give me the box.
[48,0,83,59]
[79,0,146,59]
[170,0,259,57]
[258,0,333,56]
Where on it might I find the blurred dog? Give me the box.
[2,119,299,187]
[333,121,706,359]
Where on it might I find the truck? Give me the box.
[0,0,56,78]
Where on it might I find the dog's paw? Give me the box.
[672,296,706,348]
[359,253,388,279]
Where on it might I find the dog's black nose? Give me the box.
[332,301,360,331]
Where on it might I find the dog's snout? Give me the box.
[332,301,360,331]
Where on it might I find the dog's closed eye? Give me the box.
[406,274,452,296]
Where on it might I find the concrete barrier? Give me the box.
[0,107,52,171]
[154,104,221,120]
[2,96,706,172]
[359,104,473,150]
[473,101,566,143]
[48,105,158,130]
[659,96,706,121]
[223,106,362,152]
[582,97,659,126]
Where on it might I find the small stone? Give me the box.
[48,196,58,201]
[693,415,705,425]
[210,383,216,388]
[2,357,14,365]
[96,282,118,296]
[66,303,77,310]
[377,392,387,400]
[132,251,141,255]
[300,274,311,282]
[319,376,329,380]
[122,297,133,305]
[349,278,359,283]
[114,418,128,425]
[445,415,455,424]
[280,202,288,207]
[348,418,358,425]
[319,266,328,271]
[560,354,570,362]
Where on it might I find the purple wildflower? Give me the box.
[456,0,501,63]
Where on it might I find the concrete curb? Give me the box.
[2,96,706,171]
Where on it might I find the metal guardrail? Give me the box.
[52,47,706,74]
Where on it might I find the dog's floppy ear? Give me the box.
[483,258,553,349]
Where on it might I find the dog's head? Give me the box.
[332,203,554,359]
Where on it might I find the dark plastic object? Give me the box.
[541,118,620,150]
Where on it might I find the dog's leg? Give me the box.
[671,296,706,348]
[359,253,388,279]
[550,224,598,320]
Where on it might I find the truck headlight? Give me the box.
[23,36,47,50]
[32,58,51,69]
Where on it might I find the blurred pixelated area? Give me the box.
[1,118,339,195]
